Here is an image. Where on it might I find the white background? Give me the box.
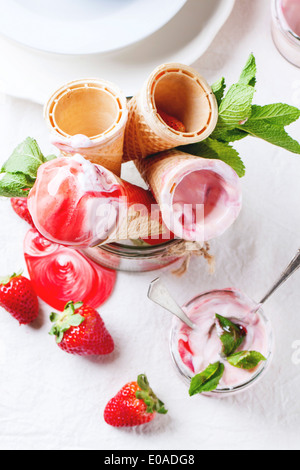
[0,0,300,450]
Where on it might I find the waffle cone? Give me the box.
[123,63,218,161]
[44,79,128,176]
[100,178,166,244]
[136,150,242,242]
[136,150,197,205]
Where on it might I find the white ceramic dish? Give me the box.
[0,0,187,55]
[0,0,236,103]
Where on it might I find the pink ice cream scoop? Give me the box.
[28,155,164,248]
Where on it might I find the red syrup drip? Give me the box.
[178,339,195,374]
[24,229,116,310]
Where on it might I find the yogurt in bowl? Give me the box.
[170,288,273,397]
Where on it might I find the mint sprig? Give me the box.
[0,137,56,198]
[181,53,300,177]
[227,351,266,370]
[189,362,225,396]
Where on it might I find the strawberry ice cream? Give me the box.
[28,155,166,248]
[28,155,122,247]
[172,288,271,391]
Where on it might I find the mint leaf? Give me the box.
[227,351,266,370]
[247,104,300,127]
[238,119,300,154]
[238,53,257,88]
[211,127,248,143]
[218,83,255,126]
[45,154,57,162]
[215,314,246,356]
[189,362,225,396]
[180,139,245,177]
[211,77,226,107]
[0,172,32,197]
[1,137,45,180]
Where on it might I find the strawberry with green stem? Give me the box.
[104,374,167,427]
[49,301,114,356]
[0,272,39,324]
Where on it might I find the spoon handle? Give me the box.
[259,249,300,305]
[148,278,196,329]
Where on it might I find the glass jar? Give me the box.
[271,0,300,67]
[170,288,274,397]
[81,239,183,272]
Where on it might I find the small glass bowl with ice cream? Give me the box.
[272,0,300,67]
[170,288,273,397]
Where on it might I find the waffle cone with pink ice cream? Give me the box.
[136,150,242,243]
[44,79,128,176]
[123,63,218,162]
[27,155,168,248]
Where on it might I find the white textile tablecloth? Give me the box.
[0,0,300,450]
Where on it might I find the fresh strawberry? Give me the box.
[104,374,167,427]
[0,272,39,324]
[157,109,186,133]
[11,197,34,227]
[49,301,114,356]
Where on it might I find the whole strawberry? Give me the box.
[0,272,39,324]
[11,197,34,227]
[104,374,167,427]
[49,301,114,356]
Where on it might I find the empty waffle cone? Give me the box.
[136,150,242,243]
[101,177,168,245]
[44,79,128,176]
[123,63,218,161]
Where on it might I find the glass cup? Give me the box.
[170,288,274,397]
[271,0,300,67]
[81,238,183,272]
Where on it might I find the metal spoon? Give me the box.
[147,278,196,329]
[148,248,300,327]
[258,248,300,305]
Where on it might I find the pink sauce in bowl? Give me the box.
[272,0,300,67]
[282,0,300,37]
[170,288,273,397]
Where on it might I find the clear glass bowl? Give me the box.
[81,239,182,272]
[271,0,300,67]
[170,288,274,397]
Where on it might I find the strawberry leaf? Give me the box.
[136,374,168,415]
[49,301,85,344]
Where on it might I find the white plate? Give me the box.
[0,0,235,104]
[0,0,187,54]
